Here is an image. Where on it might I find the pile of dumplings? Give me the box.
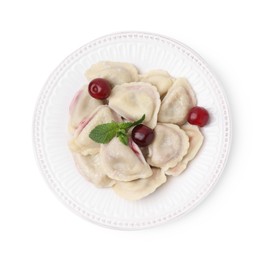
[68,61,204,200]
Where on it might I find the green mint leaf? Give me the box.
[117,128,126,135]
[118,122,134,129]
[88,114,146,145]
[128,114,145,128]
[118,114,146,130]
[89,122,118,144]
[118,133,129,145]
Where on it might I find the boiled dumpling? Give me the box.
[85,61,138,86]
[147,123,189,170]
[69,85,103,133]
[100,138,153,182]
[113,168,167,200]
[73,153,115,187]
[158,78,197,125]
[69,105,121,155]
[166,124,204,176]
[139,70,174,96]
[108,82,160,128]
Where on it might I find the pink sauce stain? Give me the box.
[69,89,82,114]
[129,139,144,163]
[75,116,92,135]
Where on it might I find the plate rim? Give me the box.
[32,31,232,230]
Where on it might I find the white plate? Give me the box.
[33,32,231,230]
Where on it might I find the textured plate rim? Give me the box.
[33,31,232,230]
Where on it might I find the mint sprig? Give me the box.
[89,114,145,145]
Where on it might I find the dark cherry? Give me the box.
[88,78,111,99]
[132,124,155,147]
[187,106,209,127]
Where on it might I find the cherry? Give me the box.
[132,124,155,147]
[88,78,111,99]
[187,106,209,127]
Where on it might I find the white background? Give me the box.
[1,0,263,259]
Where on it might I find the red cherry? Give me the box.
[187,106,209,127]
[132,124,155,147]
[88,78,111,99]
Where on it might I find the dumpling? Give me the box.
[85,61,138,86]
[113,168,167,200]
[100,138,153,182]
[69,105,121,155]
[108,82,161,128]
[139,70,174,96]
[158,78,197,125]
[147,123,189,170]
[69,85,103,133]
[73,153,115,188]
[166,124,204,176]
